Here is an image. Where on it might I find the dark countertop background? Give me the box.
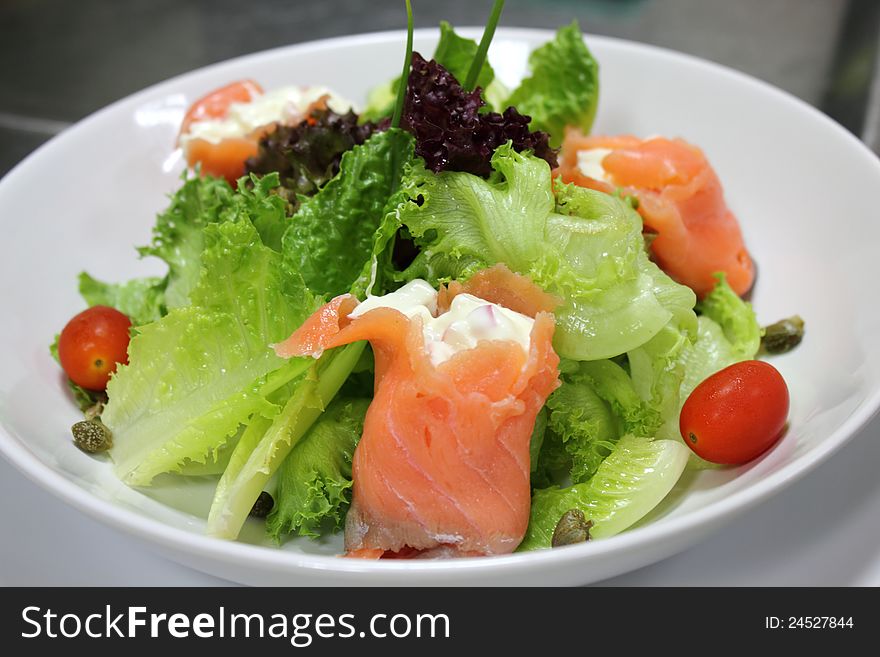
[2,0,880,586]
[2,0,880,175]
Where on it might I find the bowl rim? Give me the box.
[2,26,880,579]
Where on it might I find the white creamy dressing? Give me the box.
[349,280,534,366]
[179,86,354,146]
[575,147,614,182]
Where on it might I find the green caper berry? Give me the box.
[551,509,594,547]
[71,419,112,453]
[761,315,805,354]
[249,491,275,518]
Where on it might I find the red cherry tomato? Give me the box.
[178,79,263,139]
[58,306,132,391]
[184,136,261,186]
[679,360,789,465]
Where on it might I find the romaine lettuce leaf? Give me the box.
[104,217,318,485]
[395,144,696,360]
[266,397,370,540]
[282,128,415,298]
[505,21,599,145]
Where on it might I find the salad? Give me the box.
[51,2,803,559]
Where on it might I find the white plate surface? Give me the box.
[1,28,879,586]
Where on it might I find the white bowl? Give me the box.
[2,28,879,586]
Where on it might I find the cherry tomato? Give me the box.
[58,306,132,391]
[184,136,260,186]
[178,79,263,139]
[679,360,789,465]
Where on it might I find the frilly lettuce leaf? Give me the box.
[395,144,696,360]
[137,173,234,309]
[77,272,166,326]
[535,348,686,486]
[505,21,599,145]
[400,144,553,280]
[679,274,761,399]
[282,128,415,298]
[545,372,619,483]
[224,172,292,253]
[627,318,694,441]
[266,397,370,540]
[696,272,761,360]
[76,173,289,326]
[104,217,318,485]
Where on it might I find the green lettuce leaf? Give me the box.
[433,21,495,91]
[626,319,694,441]
[520,435,689,549]
[137,173,234,309]
[282,128,416,298]
[266,397,370,540]
[74,173,252,324]
[224,172,292,253]
[531,425,571,490]
[505,21,599,145]
[104,217,318,485]
[396,144,696,360]
[550,180,697,360]
[541,354,675,484]
[77,272,166,326]
[680,274,762,399]
[546,375,618,483]
[528,407,549,474]
[206,341,366,539]
[696,272,761,360]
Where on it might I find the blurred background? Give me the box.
[1,0,880,176]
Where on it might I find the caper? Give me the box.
[551,508,593,547]
[249,491,275,518]
[71,419,112,453]
[761,315,805,354]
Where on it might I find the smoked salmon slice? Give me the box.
[555,130,755,298]
[274,274,560,558]
[438,264,561,317]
